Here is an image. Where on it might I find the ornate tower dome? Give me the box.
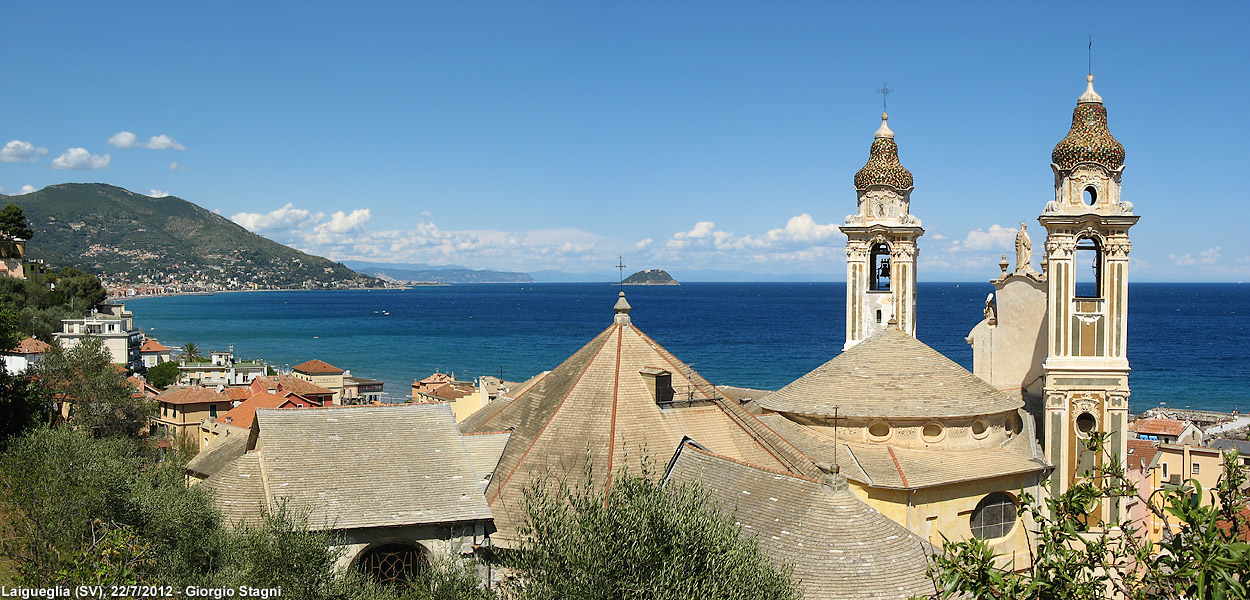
[853,113,914,190]
[1051,75,1125,170]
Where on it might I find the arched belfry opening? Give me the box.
[1074,236,1103,298]
[356,541,428,585]
[870,243,891,292]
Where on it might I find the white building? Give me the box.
[53,303,143,370]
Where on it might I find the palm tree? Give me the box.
[181,342,202,362]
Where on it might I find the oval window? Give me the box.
[867,421,891,440]
[921,422,944,443]
[1076,412,1097,435]
[970,492,1017,540]
[971,419,989,439]
[1083,186,1097,206]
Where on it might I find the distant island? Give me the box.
[623,269,679,285]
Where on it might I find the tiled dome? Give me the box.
[854,113,914,190]
[1051,75,1125,170]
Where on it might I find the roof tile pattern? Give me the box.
[1052,102,1124,170]
[202,452,266,528]
[667,444,935,600]
[10,337,51,354]
[854,137,914,190]
[253,404,491,531]
[292,359,344,375]
[186,426,250,478]
[155,386,229,406]
[140,339,171,353]
[759,327,1021,419]
[1128,418,1190,437]
[1126,439,1161,471]
[460,319,820,542]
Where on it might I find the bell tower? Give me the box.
[841,112,923,349]
[1040,75,1139,522]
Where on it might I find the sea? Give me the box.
[126,282,1248,414]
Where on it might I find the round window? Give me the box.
[1083,186,1097,206]
[921,422,944,443]
[970,492,1017,540]
[971,419,989,439]
[867,421,891,440]
[1076,412,1097,435]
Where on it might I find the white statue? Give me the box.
[1015,223,1032,272]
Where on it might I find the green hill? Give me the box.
[3,183,380,290]
[623,269,679,285]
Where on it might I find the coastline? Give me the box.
[112,286,405,302]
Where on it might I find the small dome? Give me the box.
[854,113,914,190]
[1051,75,1124,170]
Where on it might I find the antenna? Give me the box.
[875,81,894,111]
[831,405,846,473]
[1088,35,1092,74]
[615,256,627,289]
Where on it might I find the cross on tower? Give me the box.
[876,81,894,111]
[615,256,627,288]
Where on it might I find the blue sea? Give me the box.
[126,283,1248,414]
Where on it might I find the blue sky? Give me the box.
[1,1,1246,281]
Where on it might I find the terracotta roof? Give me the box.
[759,413,1047,490]
[666,442,935,600]
[155,386,229,406]
[759,327,1022,419]
[1129,418,1190,437]
[217,393,291,429]
[205,404,494,531]
[139,339,171,353]
[224,387,253,401]
[253,375,334,397]
[9,337,51,354]
[126,376,161,398]
[1126,439,1160,471]
[459,307,822,543]
[292,359,344,375]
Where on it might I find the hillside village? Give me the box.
[1,73,1248,597]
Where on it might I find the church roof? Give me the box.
[204,403,494,532]
[186,425,250,479]
[665,441,935,600]
[459,293,822,542]
[854,113,914,190]
[1051,74,1124,170]
[759,413,1047,490]
[758,327,1021,419]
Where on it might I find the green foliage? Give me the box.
[181,342,202,362]
[508,460,802,600]
[53,522,154,585]
[0,267,107,341]
[145,361,181,389]
[923,433,1250,600]
[0,204,34,241]
[0,310,46,446]
[33,336,153,438]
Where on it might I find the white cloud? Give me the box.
[635,238,653,249]
[19,185,34,195]
[0,140,49,163]
[108,131,185,150]
[1170,246,1221,266]
[321,209,371,234]
[148,189,170,198]
[664,214,843,253]
[1236,256,1250,264]
[931,233,947,240]
[231,203,323,233]
[170,161,188,171]
[952,224,1017,252]
[51,148,111,170]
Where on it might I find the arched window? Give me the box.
[970,492,1017,540]
[357,541,427,585]
[870,243,891,291]
[1074,237,1102,299]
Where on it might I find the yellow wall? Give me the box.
[854,471,1041,570]
[153,401,224,449]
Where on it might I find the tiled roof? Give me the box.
[759,327,1021,419]
[246,404,492,531]
[9,337,51,354]
[139,339,171,353]
[758,413,1047,490]
[1126,439,1160,471]
[666,443,935,600]
[293,359,344,375]
[1052,77,1124,171]
[186,425,250,479]
[217,393,293,429]
[253,375,334,397]
[459,310,822,543]
[1209,438,1250,455]
[155,386,229,406]
[202,452,266,528]
[1129,418,1190,437]
[126,376,160,398]
[224,387,253,401]
[461,431,512,483]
